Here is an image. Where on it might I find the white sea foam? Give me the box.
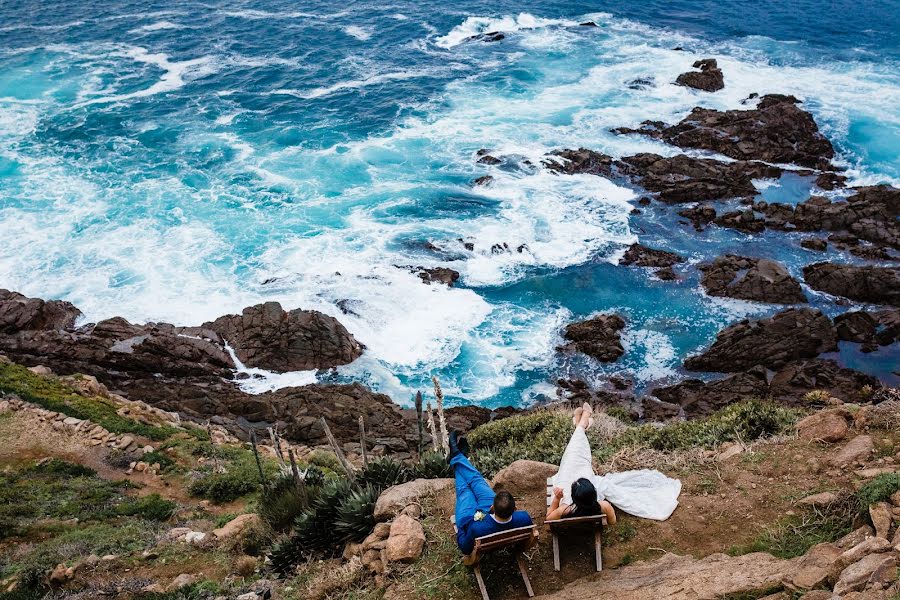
[343,25,374,41]
[224,344,318,394]
[128,20,184,34]
[621,329,678,382]
[274,69,433,99]
[435,13,579,49]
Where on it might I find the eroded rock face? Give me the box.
[650,367,769,417]
[674,58,724,92]
[0,289,82,333]
[769,359,881,404]
[559,314,626,362]
[622,94,835,169]
[803,263,900,307]
[205,302,363,372]
[544,148,616,177]
[685,308,837,372]
[700,255,806,304]
[532,551,800,600]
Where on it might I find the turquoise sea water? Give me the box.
[0,1,898,406]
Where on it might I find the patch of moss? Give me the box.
[116,493,176,521]
[856,472,900,514]
[0,362,177,440]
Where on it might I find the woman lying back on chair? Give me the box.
[545,403,617,525]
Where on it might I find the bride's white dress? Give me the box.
[551,425,682,520]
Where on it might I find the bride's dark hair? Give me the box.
[567,477,601,518]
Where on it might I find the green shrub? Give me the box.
[357,457,411,491]
[856,473,900,514]
[141,450,176,471]
[25,458,96,478]
[188,451,274,503]
[116,494,176,521]
[606,406,633,423]
[306,449,343,473]
[469,411,573,477]
[0,363,176,440]
[334,485,380,542]
[258,475,310,532]
[303,465,326,487]
[413,450,452,479]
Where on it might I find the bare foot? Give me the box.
[579,403,593,429]
[573,406,584,426]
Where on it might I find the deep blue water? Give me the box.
[0,1,898,406]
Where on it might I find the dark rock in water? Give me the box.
[627,77,655,90]
[630,208,642,215]
[557,378,637,414]
[544,148,616,177]
[803,262,900,306]
[0,289,82,333]
[769,359,881,404]
[410,266,460,286]
[466,31,505,43]
[619,243,684,268]
[801,238,828,252]
[476,154,502,165]
[674,58,724,92]
[678,205,717,230]
[579,21,598,27]
[700,255,806,304]
[472,175,494,186]
[685,308,837,372]
[618,94,835,169]
[834,311,877,343]
[640,397,682,420]
[638,197,652,206]
[559,314,626,362]
[849,245,896,261]
[815,171,848,190]
[618,154,776,202]
[651,367,770,417]
[654,267,679,281]
[795,186,899,248]
[714,209,766,233]
[205,302,363,372]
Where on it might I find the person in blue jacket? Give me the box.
[449,431,533,555]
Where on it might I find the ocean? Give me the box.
[1,0,898,407]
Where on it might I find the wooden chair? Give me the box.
[545,477,607,572]
[451,515,539,600]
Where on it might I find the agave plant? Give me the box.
[413,449,452,479]
[258,474,309,532]
[303,464,326,487]
[357,456,411,492]
[334,484,380,543]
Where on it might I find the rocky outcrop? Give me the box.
[617,154,775,203]
[803,263,900,306]
[373,479,454,521]
[205,302,363,372]
[619,244,684,268]
[685,308,837,372]
[0,289,82,333]
[532,551,799,600]
[544,148,616,177]
[650,367,770,417]
[768,359,881,404]
[617,94,835,169]
[492,460,558,495]
[413,267,460,286]
[699,255,806,304]
[559,314,626,362]
[834,309,899,350]
[796,408,851,443]
[674,58,724,92]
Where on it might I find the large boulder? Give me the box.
[205,302,363,371]
[544,148,616,177]
[492,460,559,495]
[783,542,841,591]
[212,514,260,541]
[830,435,875,467]
[0,290,82,333]
[384,515,425,563]
[833,554,897,596]
[684,308,837,373]
[374,479,454,521]
[768,359,881,404]
[619,94,834,169]
[531,551,799,599]
[796,409,850,443]
[559,314,626,362]
[650,367,769,417]
[699,255,806,304]
[803,263,900,307]
[619,244,684,268]
[674,58,724,92]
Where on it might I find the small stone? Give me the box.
[798,492,838,507]
[869,502,892,539]
[385,515,425,563]
[185,531,207,545]
[167,574,196,591]
[212,514,260,540]
[142,583,166,594]
[236,593,258,600]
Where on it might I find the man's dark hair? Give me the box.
[493,491,516,519]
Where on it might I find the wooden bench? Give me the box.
[451,515,539,600]
[545,477,607,572]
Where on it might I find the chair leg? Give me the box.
[551,530,560,572]
[474,564,490,600]
[516,553,535,598]
[594,526,603,572]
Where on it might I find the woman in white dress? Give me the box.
[546,403,682,523]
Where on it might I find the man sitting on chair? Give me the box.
[449,431,533,555]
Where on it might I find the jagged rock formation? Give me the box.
[803,263,900,306]
[685,308,837,372]
[674,58,724,92]
[559,314,626,362]
[0,289,82,332]
[699,255,806,304]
